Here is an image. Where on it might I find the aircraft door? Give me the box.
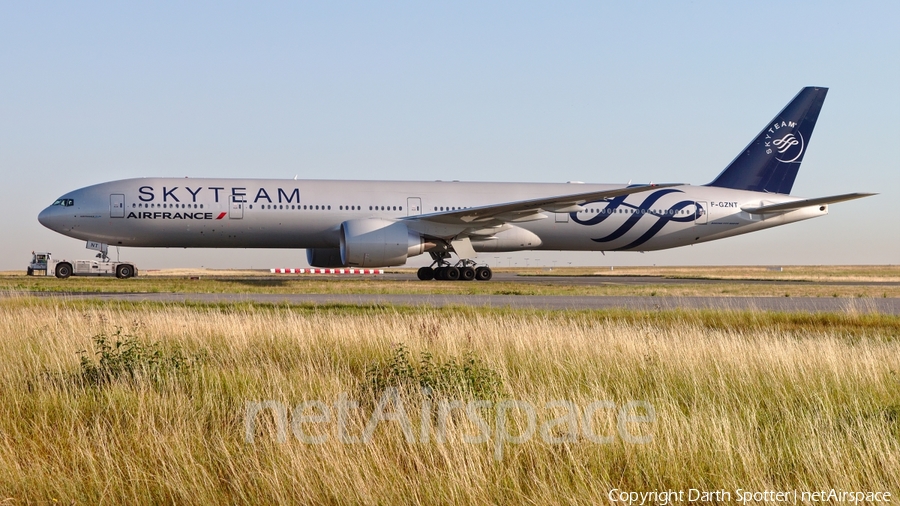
[110,194,125,218]
[230,195,244,219]
[407,197,422,216]
[694,201,708,225]
[555,212,569,223]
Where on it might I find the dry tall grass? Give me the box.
[0,297,898,503]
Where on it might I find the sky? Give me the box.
[1,1,897,270]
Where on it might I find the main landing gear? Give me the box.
[417,252,493,281]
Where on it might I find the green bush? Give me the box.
[364,344,502,401]
[77,327,200,387]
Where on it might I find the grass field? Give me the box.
[1,296,898,503]
[2,264,900,298]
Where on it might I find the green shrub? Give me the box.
[77,327,201,387]
[364,344,502,401]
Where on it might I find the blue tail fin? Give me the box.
[706,87,828,195]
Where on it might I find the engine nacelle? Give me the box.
[306,248,347,268]
[340,219,425,267]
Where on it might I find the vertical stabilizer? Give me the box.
[707,87,827,195]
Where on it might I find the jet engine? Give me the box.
[340,219,426,267]
[306,248,346,268]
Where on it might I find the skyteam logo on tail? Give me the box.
[765,120,804,163]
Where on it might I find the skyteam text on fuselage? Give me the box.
[38,87,874,281]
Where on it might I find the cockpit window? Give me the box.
[52,199,75,207]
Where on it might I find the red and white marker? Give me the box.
[270,268,384,275]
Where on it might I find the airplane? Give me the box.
[38,86,874,281]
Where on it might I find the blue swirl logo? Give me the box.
[570,189,700,250]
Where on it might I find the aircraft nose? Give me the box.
[38,206,57,230]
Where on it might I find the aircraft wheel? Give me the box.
[444,266,460,281]
[475,267,493,281]
[116,264,134,279]
[417,267,434,281]
[459,267,476,281]
[55,263,72,279]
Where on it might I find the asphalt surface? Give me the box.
[17,273,900,314]
[425,272,900,287]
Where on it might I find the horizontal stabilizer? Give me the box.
[741,192,876,214]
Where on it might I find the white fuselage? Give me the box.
[38,178,825,259]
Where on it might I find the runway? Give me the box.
[398,272,900,287]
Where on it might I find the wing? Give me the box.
[741,192,876,214]
[398,183,683,259]
[404,184,683,227]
